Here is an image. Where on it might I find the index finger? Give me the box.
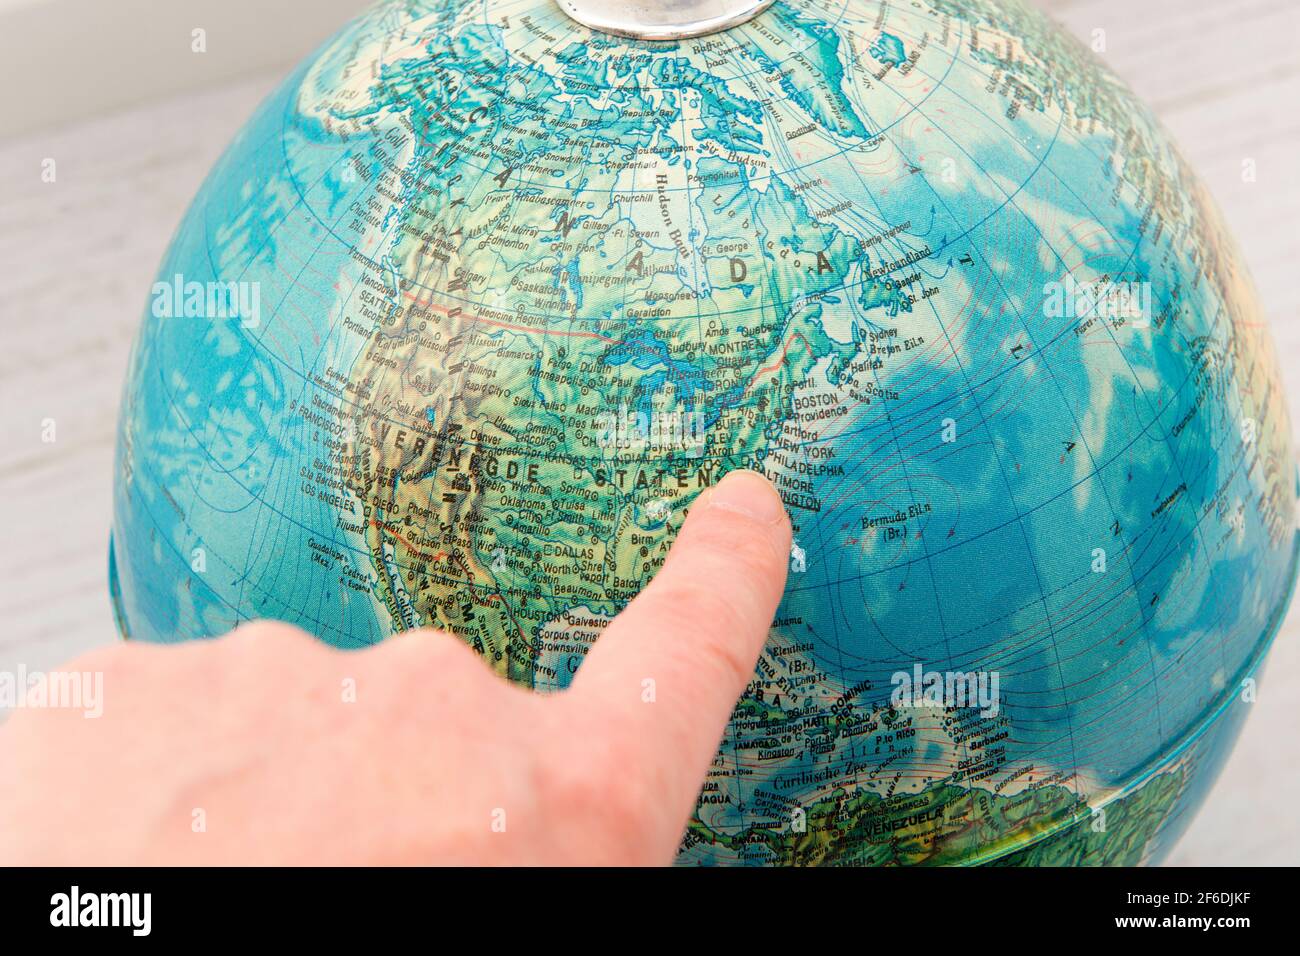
[566,469,792,841]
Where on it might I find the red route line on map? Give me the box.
[403,288,622,343]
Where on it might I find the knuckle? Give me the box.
[366,629,497,716]
[222,620,321,653]
[695,628,761,691]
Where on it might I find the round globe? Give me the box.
[111,0,1298,865]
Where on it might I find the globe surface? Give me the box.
[111,0,1298,865]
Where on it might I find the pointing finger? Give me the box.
[566,469,791,850]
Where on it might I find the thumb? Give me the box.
[566,469,791,849]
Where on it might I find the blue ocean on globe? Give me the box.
[110,0,1298,864]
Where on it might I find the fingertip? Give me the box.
[559,469,793,849]
[679,468,792,573]
[703,468,788,527]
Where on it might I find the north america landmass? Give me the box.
[135,0,1294,865]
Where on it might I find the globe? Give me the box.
[110,0,1298,865]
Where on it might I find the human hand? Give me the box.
[0,470,790,865]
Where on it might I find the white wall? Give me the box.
[0,0,373,137]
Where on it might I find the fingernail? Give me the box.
[706,469,787,525]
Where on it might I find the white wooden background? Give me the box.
[0,0,1296,865]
